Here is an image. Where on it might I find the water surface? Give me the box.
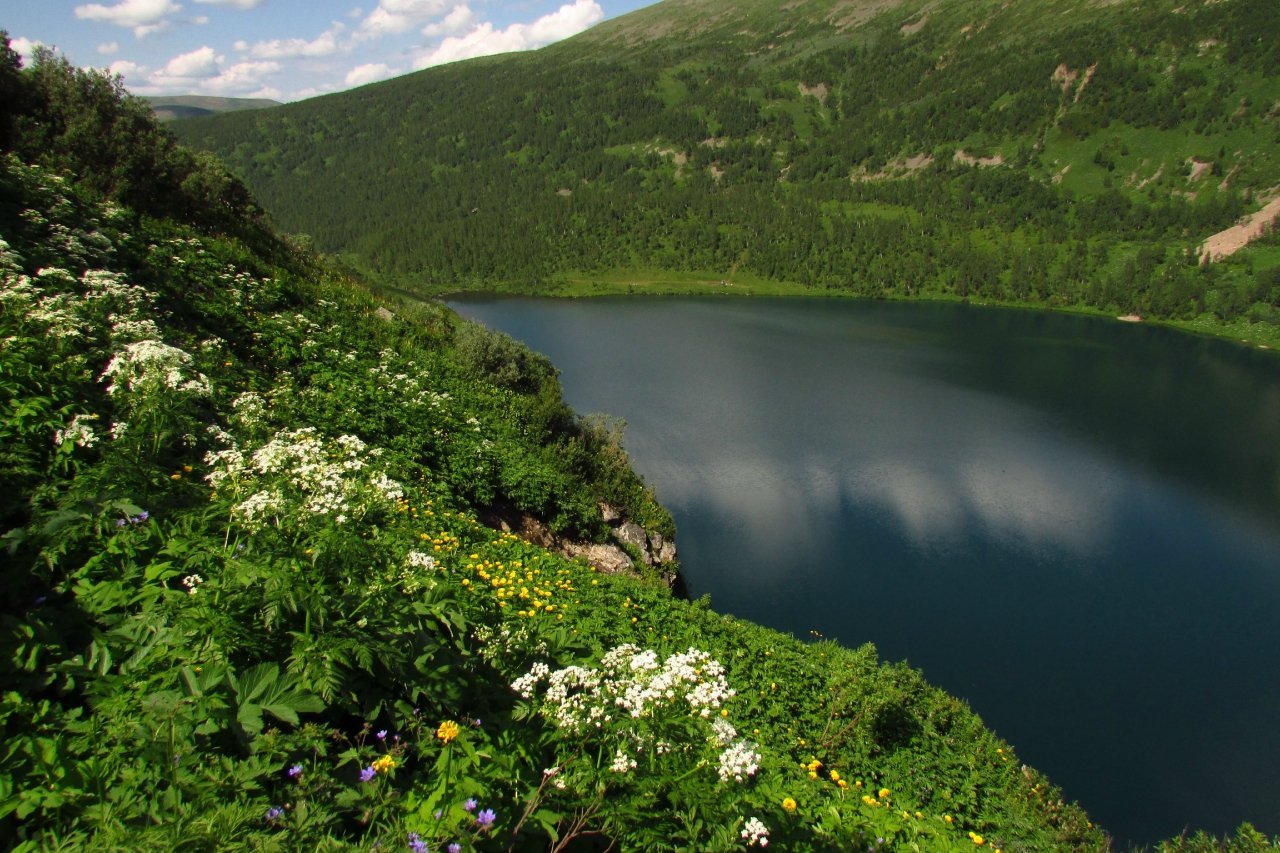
[448,296,1280,846]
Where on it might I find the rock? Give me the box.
[599,502,622,524]
[613,521,648,552]
[563,541,635,575]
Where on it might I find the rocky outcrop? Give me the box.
[479,501,678,587]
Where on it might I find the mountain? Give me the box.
[171,0,1280,344]
[145,94,282,122]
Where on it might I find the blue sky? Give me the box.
[4,0,655,102]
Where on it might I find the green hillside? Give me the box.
[3,35,1235,853]
[170,0,1280,344]
[145,95,283,123]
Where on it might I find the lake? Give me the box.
[447,295,1280,846]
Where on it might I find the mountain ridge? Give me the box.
[171,0,1280,344]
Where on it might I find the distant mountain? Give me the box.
[172,0,1280,341]
[147,94,281,122]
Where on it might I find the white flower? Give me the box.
[741,817,769,847]
[717,740,761,783]
[182,574,204,595]
[54,413,99,448]
[610,749,637,774]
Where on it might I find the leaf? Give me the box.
[143,560,174,582]
[228,663,323,735]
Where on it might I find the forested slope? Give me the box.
[172,0,1280,341]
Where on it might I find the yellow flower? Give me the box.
[436,720,460,743]
[829,770,840,783]
[808,771,818,780]
[969,832,985,846]
[782,797,797,813]
[945,815,954,824]
[878,788,891,800]
[372,754,396,774]
[837,779,849,789]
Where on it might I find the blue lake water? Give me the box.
[448,295,1280,846]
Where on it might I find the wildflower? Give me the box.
[376,729,388,740]
[717,740,761,783]
[782,797,797,813]
[475,808,496,828]
[182,574,204,595]
[611,749,637,773]
[878,788,891,799]
[448,845,461,853]
[360,765,376,783]
[969,832,986,846]
[463,798,478,812]
[741,816,769,847]
[437,720,460,742]
[53,413,99,449]
[265,806,284,822]
[287,764,303,779]
[372,754,396,774]
[407,833,428,853]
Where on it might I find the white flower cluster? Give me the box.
[716,740,761,784]
[514,645,738,729]
[740,816,769,847]
[53,413,99,449]
[1,267,84,340]
[101,339,211,399]
[405,551,437,570]
[610,749,638,774]
[231,392,269,429]
[204,426,404,532]
[513,645,760,786]
[368,351,438,407]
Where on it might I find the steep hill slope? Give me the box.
[171,0,1280,341]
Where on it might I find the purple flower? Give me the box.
[266,806,284,822]
[462,798,477,812]
[137,510,149,522]
[407,832,428,853]
[116,518,127,527]
[360,765,377,783]
[288,764,303,778]
[475,808,496,828]
[448,844,461,853]
[376,729,388,740]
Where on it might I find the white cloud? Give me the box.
[241,23,345,59]
[9,37,42,64]
[75,0,183,39]
[356,0,450,39]
[415,0,602,68]
[161,44,218,78]
[345,62,394,87]
[202,59,281,92]
[108,59,149,81]
[421,3,473,37]
[193,0,267,7]
[97,41,121,55]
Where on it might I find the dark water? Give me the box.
[448,296,1280,846]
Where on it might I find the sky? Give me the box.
[3,0,655,102]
